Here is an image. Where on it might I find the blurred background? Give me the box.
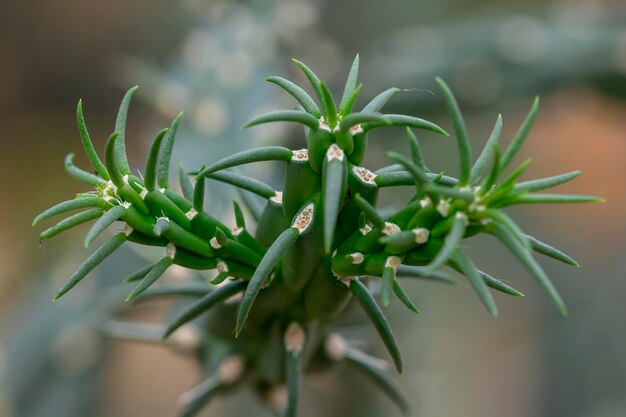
[0,0,625,416]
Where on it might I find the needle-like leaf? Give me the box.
[266,76,320,117]
[489,222,567,315]
[470,114,502,183]
[350,278,403,372]
[479,270,525,297]
[243,110,320,131]
[54,232,127,300]
[163,280,247,339]
[113,86,139,175]
[236,228,300,336]
[197,146,293,177]
[39,208,103,240]
[126,257,174,301]
[450,250,497,316]
[207,171,276,199]
[524,234,580,267]
[496,193,604,206]
[319,81,338,128]
[514,170,581,193]
[498,97,539,176]
[323,155,346,254]
[104,131,125,187]
[76,99,110,180]
[354,194,385,229]
[362,87,402,113]
[84,204,126,247]
[392,280,420,314]
[33,196,107,226]
[405,128,425,170]
[143,128,169,191]
[339,54,360,115]
[436,77,471,184]
[178,163,194,200]
[136,282,212,299]
[157,112,183,189]
[64,154,105,186]
[397,265,458,284]
[425,213,467,275]
[178,375,223,417]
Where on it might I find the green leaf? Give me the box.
[323,156,347,254]
[344,348,410,415]
[514,171,582,192]
[362,87,402,113]
[54,232,127,300]
[450,250,497,316]
[143,128,169,191]
[163,280,247,339]
[480,270,525,297]
[76,99,110,180]
[242,110,320,131]
[266,76,320,117]
[197,146,293,177]
[207,171,276,199]
[484,209,531,250]
[524,234,580,267]
[354,194,385,229]
[374,171,458,188]
[33,196,107,226]
[499,97,539,175]
[39,208,103,241]
[157,112,183,189]
[397,265,458,284]
[339,54,360,115]
[178,163,194,200]
[233,201,246,229]
[386,151,430,189]
[64,153,105,186]
[392,280,419,314]
[425,213,467,275]
[489,222,567,315]
[236,227,300,336]
[84,204,126,247]
[319,81,338,128]
[104,131,125,187]
[136,282,212,299]
[341,83,363,117]
[122,261,160,283]
[405,128,425,170]
[193,169,205,212]
[435,77,472,184]
[341,113,448,136]
[497,193,604,206]
[113,86,139,175]
[292,59,324,105]
[470,114,502,183]
[126,257,174,301]
[350,278,403,372]
[381,264,395,307]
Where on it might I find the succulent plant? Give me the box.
[33,55,602,417]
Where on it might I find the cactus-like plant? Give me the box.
[34,55,602,416]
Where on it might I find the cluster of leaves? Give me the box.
[34,56,601,417]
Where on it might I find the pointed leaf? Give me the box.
[104,131,125,187]
[76,99,110,180]
[339,54,360,115]
[122,261,160,283]
[480,270,525,297]
[392,280,419,314]
[497,193,604,206]
[426,213,467,274]
[197,146,293,177]
[236,228,300,336]
[354,194,385,229]
[323,155,347,254]
[137,282,212,299]
[179,163,194,200]
[126,257,173,301]
[33,196,107,226]
[193,170,205,212]
[243,110,319,131]
[499,97,539,175]
[39,208,103,240]
[435,77,471,184]
[54,232,127,300]
[514,170,581,193]
[266,76,320,117]
[524,234,579,267]
[157,112,183,189]
[397,265,457,284]
[362,87,402,113]
[207,171,276,199]
[319,81,338,128]
[405,128,425,170]
[163,280,247,339]
[489,222,567,315]
[113,86,139,175]
[84,204,126,247]
[292,59,324,108]
[470,114,502,183]
[65,153,105,186]
[350,278,403,372]
[143,128,169,191]
[178,375,223,417]
[450,250,497,316]
[286,351,301,417]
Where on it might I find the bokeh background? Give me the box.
[1,0,625,416]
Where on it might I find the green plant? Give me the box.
[34,55,601,417]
